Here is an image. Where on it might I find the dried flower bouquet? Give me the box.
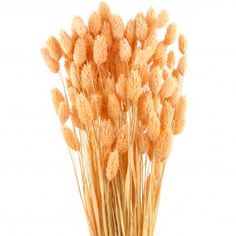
[41,2,187,235]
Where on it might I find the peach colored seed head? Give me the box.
[73,38,87,66]
[58,30,73,56]
[99,1,111,21]
[154,129,172,161]
[107,93,121,120]
[41,48,60,73]
[46,36,62,61]
[138,92,155,124]
[115,124,128,154]
[101,21,113,49]
[154,41,167,60]
[88,12,102,36]
[62,125,80,151]
[146,7,157,30]
[164,23,177,45]
[119,38,131,62]
[76,93,93,125]
[173,96,187,134]
[177,55,187,75]
[72,16,87,38]
[137,126,149,154]
[160,101,174,131]
[71,105,83,129]
[90,93,103,119]
[81,63,95,93]
[93,34,108,65]
[106,150,119,181]
[125,19,135,46]
[155,9,169,28]
[110,15,125,40]
[149,66,164,96]
[51,88,65,111]
[167,51,176,69]
[127,69,141,103]
[100,120,115,148]
[178,34,187,54]
[160,77,177,98]
[135,13,148,41]
[58,101,70,124]
[147,111,161,142]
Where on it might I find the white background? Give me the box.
[0,0,236,235]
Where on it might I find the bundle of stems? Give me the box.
[41,2,187,235]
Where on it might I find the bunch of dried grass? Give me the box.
[41,2,187,235]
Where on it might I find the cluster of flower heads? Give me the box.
[41,2,187,181]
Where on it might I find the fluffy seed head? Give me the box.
[125,19,135,46]
[101,21,113,49]
[100,120,115,148]
[172,69,181,80]
[154,41,167,60]
[154,130,172,161]
[68,86,77,105]
[147,111,160,142]
[179,34,187,54]
[115,124,128,154]
[62,126,80,151]
[173,96,187,134]
[41,48,60,73]
[110,15,125,40]
[149,66,164,96]
[160,77,177,98]
[160,101,174,131]
[88,12,102,36]
[155,9,169,28]
[107,93,121,120]
[71,105,83,129]
[72,16,87,38]
[138,92,155,124]
[137,126,149,154]
[177,55,187,75]
[58,30,73,56]
[119,38,131,62]
[135,13,148,41]
[58,101,70,124]
[146,7,157,30]
[76,93,93,125]
[167,51,176,69]
[144,32,158,52]
[106,150,119,181]
[133,47,153,67]
[93,34,108,65]
[73,38,87,66]
[46,36,62,61]
[81,63,95,93]
[51,88,65,111]
[164,23,177,45]
[99,1,110,21]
